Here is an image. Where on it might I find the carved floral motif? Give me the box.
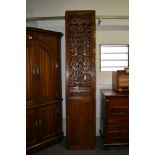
[68,14,93,97]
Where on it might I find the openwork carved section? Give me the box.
[68,13,93,97]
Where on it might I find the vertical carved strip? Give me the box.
[66,11,96,97]
[66,10,96,149]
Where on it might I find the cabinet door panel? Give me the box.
[37,42,60,100]
[26,40,39,107]
[26,109,38,147]
[26,41,34,107]
[38,104,59,141]
[26,41,32,101]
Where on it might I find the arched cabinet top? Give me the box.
[26,27,63,38]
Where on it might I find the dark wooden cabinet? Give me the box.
[65,10,96,149]
[100,89,129,149]
[26,27,63,153]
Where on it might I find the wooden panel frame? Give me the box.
[65,10,96,149]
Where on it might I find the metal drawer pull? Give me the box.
[36,68,40,75]
[106,99,109,102]
[28,36,32,39]
[32,68,36,75]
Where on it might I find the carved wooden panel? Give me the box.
[67,99,94,148]
[65,10,96,149]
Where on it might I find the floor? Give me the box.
[32,137,129,155]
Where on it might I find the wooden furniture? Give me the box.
[112,70,129,93]
[26,27,63,153]
[100,89,129,149]
[65,10,96,149]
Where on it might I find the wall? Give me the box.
[26,0,129,136]
[26,0,129,17]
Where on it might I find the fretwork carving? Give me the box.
[67,13,94,97]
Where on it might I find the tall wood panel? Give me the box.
[26,27,63,154]
[65,10,96,149]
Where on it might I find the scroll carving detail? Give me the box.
[69,14,93,97]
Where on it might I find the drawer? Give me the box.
[107,116,129,125]
[107,130,129,138]
[106,129,129,143]
[108,108,129,114]
[106,137,129,144]
[107,125,129,132]
[106,97,128,109]
[107,130,128,139]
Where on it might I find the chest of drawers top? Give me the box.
[100,89,129,97]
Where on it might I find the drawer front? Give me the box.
[106,96,129,109]
[107,127,129,136]
[108,123,129,130]
[106,137,129,144]
[107,125,129,137]
[106,126,129,144]
[108,109,129,115]
[107,117,129,126]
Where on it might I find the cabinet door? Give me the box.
[26,109,38,147]
[37,40,60,102]
[38,104,59,141]
[26,39,34,107]
[26,39,39,107]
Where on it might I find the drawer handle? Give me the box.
[32,68,36,75]
[36,67,40,75]
[28,36,32,39]
[106,99,109,102]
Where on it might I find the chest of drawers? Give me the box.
[100,89,129,149]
